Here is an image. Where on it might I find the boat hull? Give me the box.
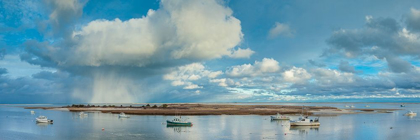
[405,113,417,116]
[36,119,53,123]
[290,122,320,126]
[166,120,192,126]
[271,117,289,120]
[36,120,48,123]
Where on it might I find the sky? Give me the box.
[1,0,420,103]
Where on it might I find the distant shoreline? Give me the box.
[23,103,400,116]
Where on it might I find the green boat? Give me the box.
[166,116,193,126]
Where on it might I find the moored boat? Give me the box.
[167,116,192,126]
[79,112,88,116]
[270,113,290,120]
[119,112,130,118]
[290,116,320,126]
[404,110,417,116]
[36,116,53,123]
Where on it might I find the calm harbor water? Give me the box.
[1,103,420,140]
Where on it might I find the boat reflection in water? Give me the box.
[289,126,319,135]
[166,125,192,133]
[270,119,289,126]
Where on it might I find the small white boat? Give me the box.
[119,112,130,118]
[350,105,355,108]
[365,105,370,108]
[36,116,53,123]
[404,111,417,116]
[345,105,349,108]
[31,110,35,115]
[290,116,320,126]
[270,113,290,120]
[79,112,88,117]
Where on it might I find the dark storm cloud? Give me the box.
[406,8,420,32]
[308,59,326,67]
[0,68,7,75]
[338,60,360,73]
[0,48,5,60]
[326,16,419,73]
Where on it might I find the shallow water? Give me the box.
[1,103,419,140]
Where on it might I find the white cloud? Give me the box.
[183,83,202,89]
[226,58,280,77]
[311,68,356,85]
[164,62,221,89]
[58,0,245,67]
[208,71,223,78]
[210,78,238,87]
[229,48,255,58]
[268,22,294,38]
[282,67,311,83]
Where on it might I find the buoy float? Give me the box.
[102,128,105,131]
[284,133,286,135]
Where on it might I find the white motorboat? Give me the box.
[79,112,88,116]
[290,116,320,126]
[31,110,35,115]
[350,105,355,108]
[36,116,53,123]
[365,105,370,107]
[404,111,417,116]
[270,113,290,120]
[345,105,350,108]
[119,112,130,118]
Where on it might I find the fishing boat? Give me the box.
[404,110,417,116]
[167,116,193,126]
[270,113,290,120]
[119,112,130,118]
[36,116,53,123]
[290,116,320,126]
[401,104,406,107]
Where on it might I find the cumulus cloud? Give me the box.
[47,0,245,67]
[282,67,311,83]
[164,63,221,90]
[229,48,255,58]
[226,58,280,77]
[326,15,419,73]
[268,22,294,38]
[19,0,248,102]
[406,8,420,32]
[210,78,238,87]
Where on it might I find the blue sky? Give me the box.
[1,0,420,103]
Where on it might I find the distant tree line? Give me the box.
[67,104,169,108]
